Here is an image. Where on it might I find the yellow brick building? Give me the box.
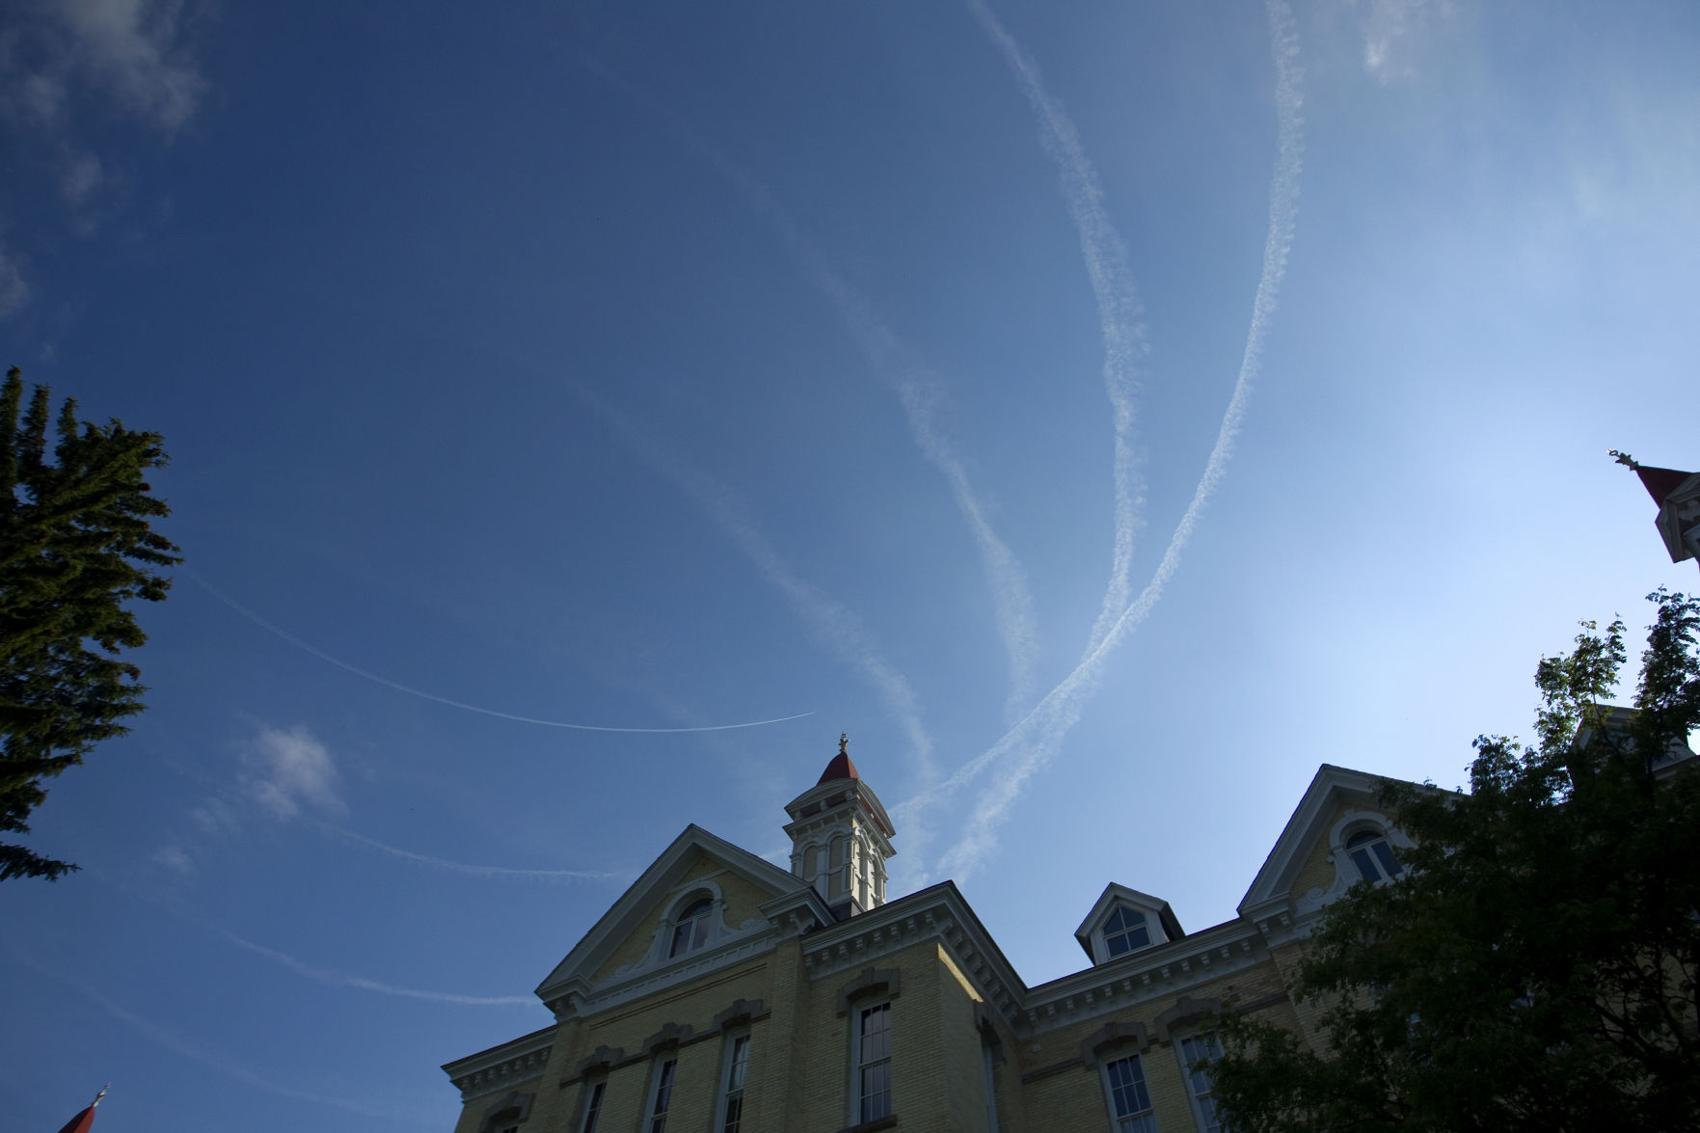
[441,743,1411,1133]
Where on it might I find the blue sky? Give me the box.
[3,0,1698,1128]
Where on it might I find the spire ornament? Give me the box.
[838,732,849,756]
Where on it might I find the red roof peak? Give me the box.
[1636,465,1693,506]
[818,732,860,784]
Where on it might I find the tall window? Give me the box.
[717,1032,751,1133]
[982,1037,1001,1133]
[577,1079,605,1133]
[669,897,713,957]
[646,1058,678,1133]
[1102,1054,1156,1133]
[855,1003,893,1122]
[1179,1033,1225,1133]
[1103,907,1151,957]
[1346,830,1403,884]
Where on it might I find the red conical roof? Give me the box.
[56,1101,99,1133]
[1636,465,1694,506]
[817,751,860,785]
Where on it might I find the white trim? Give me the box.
[1292,810,1411,916]
[1238,764,1392,915]
[712,1028,752,1133]
[1098,1051,1157,1133]
[848,1000,894,1126]
[574,1078,607,1133]
[641,1054,679,1133]
[1173,1030,1224,1133]
[536,825,805,1003]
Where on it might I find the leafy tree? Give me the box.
[1,366,180,881]
[1211,589,1700,1133]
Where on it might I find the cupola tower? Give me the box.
[784,734,895,919]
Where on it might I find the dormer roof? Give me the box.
[1074,883,1184,961]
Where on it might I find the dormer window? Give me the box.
[1346,830,1403,884]
[1077,884,1181,965]
[669,896,713,957]
[1102,907,1151,958]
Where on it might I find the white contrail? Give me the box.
[311,820,626,883]
[966,0,1149,659]
[187,571,812,733]
[577,55,1039,726]
[576,385,938,779]
[17,953,412,1121]
[213,927,536,1007]
[929,0,1307,881]
[717,163,1041,724]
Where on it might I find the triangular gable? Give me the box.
[1074,883,1184,959]
[1237,764,1392,917]
[535,824,823,1001]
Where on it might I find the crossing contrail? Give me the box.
[926,0,1307,880]
[574,385,939,780]
[966,0,1149,660]
[189,571,812,733]
[576,54,1039,728]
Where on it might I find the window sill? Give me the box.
[838,1116,899,1133]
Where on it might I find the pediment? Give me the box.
[534,825,824,1005]
[1237,764,1396,918]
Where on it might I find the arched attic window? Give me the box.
[1103,906,1151,958]
[669,895,714,957]
[1346,829,1404,884]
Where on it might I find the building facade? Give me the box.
[441,744,1410,1133]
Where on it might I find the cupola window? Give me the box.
[1346,830,1403,884]
[669,896,713,957]
[1102,906,1151,958]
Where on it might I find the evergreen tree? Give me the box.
[1210,590,1700,1132]
[1,366,181,881]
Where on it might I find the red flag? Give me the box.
[55,1086,106,1133]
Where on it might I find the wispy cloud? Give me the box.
[47,0,207,133]
[311,820,625,883]
[0,0,207,314]
[213,927,535,1007]
[152,845,194,875]
[966,0,1149,661]
[0,245,29,317]
[15,953,413,1122]
[577,386,938,780]
[927,0,1307,881]
[189,571,812,733]
[245,723,345,820]
[1356,0,1452,84]
[579,57,1040,726]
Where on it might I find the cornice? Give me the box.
[557,924,784,1020]
[442,1027,554,1102]
[1020,920,1267,1036]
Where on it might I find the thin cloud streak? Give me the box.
[312,819,625,883]
[966,0,1149,660]
[711,154,1041,725]
[578,55,1039,727]
[576,386,939,780]
[213,927,535,1007]
[927,0,1306,881]
[188,571,812,734]
[15,953,409,1122]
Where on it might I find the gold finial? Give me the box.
[838,732,849,756]
[1610,449,1640,470]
